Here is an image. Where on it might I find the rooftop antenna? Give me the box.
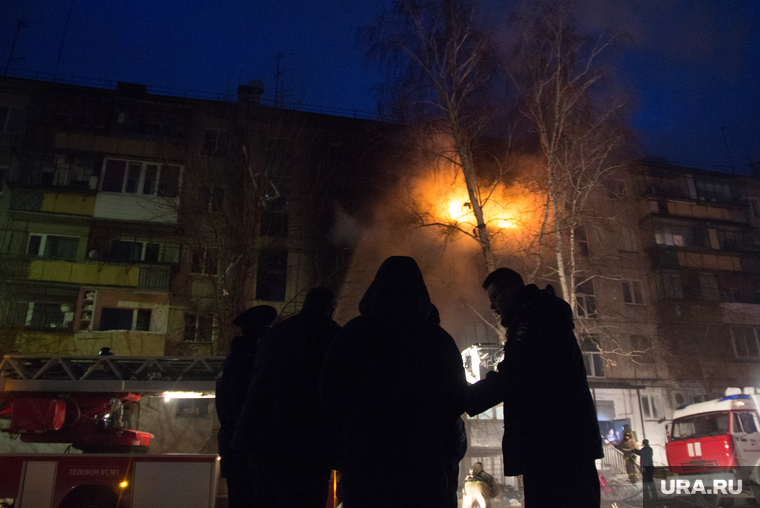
[53,0,75,82]
[274,53,294,108]
[721,125,735,170]
[5,19,37,74]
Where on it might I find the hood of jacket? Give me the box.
[358,256,432,319]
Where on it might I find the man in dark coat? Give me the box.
[216,305,277,508]
[320,256,469,508]
[466,268,603,508]
[234,287,341,508]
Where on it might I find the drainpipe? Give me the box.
[636,388,647,440]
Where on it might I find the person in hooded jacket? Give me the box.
[216,305,277,508]
[320,256,469,508]
[466,268,603,508]
[234,287,341,508]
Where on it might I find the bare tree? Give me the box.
[509,0,631,313]
[361,0,504,273]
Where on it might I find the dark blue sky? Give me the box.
[1,0,757,170]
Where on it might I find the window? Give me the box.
[734,412,759,434]
[616,228,636,252]
[699,273,719,301]
[603,178,626,199]
[27,234,79,260]
[202,129,230,155]
[640,394,662,420]
[191,248,218,275]
[655,270,684,299]
[109,241,161,263]
[575,226,589,257]
[575,278,597,319]
[581,335,604,378]
[176,399,209,418]
[101,158,182,198]
[0,106,23,133]
[256,250,288,301]
[622,280,644,305]
[732,326,760,359]
[750,199,760,219]
[184,313,214,343]
[99,308,151,331]
[23,303,71,329]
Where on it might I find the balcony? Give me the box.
[8,185,96,216]
[71,330,166,356]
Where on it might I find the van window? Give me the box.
[734,412,759,434]
[671,411,729,441]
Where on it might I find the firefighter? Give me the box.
[463,462,499,508]
[619,431,639,483]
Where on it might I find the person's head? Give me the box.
[233,305,277,336]
[471,462,483,474]
[482,268,525,317]
[98,347,113,356]
[607,429,615,435]
[642,439,649,447]
[301,286,337,320]
[358,256,431,318]
[623,431,631,440]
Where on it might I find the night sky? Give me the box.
[1,0,758,171]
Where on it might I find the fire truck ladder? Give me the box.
[0,355,225,395]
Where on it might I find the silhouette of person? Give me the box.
[215,305,277,508]
[429,304,468,508]
[463,462,498,508]
[466,268,603,508]
[320,256,469,508]
[234,287,341,508]
[634,439,657,501]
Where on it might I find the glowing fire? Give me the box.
[449,200,518,229]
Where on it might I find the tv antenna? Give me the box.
[5,19,39,74]
[53,0,76,81]
[274,53,295,108]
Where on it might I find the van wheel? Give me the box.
[59,486,119,508]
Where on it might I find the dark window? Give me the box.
[581,335,605,378]
[184,312,213,342]
[135,309,151,331]
[27,235,42,256]
[144,243,160,262]
[622,280,644,305]
[143,164,158,195]
[29,303,66,328]
[102,159,127,192]
[110,241,143,262]
[125,162,141,193]
[176,398,209,417]
[575,278,597,319]
[575,227,589,257]
[158,165,180,197]
[256,250,288,301]
[100,308,134,331]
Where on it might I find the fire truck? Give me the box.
[0,354,225,508]
[665,389,760,505]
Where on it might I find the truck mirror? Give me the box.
[665,424,670,442]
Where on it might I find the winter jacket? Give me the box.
[467,284,603,475]
[233,309,341,467]
[319,256,469,506]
